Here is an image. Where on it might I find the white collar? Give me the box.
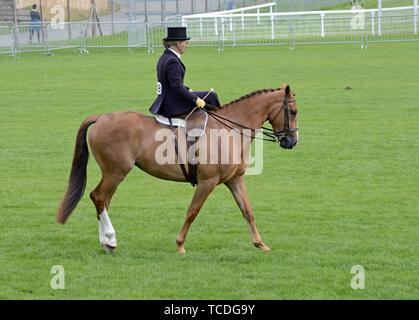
[168,48,181,59]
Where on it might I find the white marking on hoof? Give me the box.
[98,208,117,252]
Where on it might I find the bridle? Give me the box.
[205,94,298,143]
[266,95,298,142]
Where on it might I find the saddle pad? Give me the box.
[155,114,186,128]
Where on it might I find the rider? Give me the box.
[149,27,221,118]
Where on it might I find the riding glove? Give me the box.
[195,97,206,108]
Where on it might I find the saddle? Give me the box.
[155,109,208,187]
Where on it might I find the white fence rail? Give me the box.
[178,5,419,39]
[166,1,276,22]
[182,1,276,18]
[0,5,418,57]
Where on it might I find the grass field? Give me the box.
[0,42,418,299]
[323,0,414,10]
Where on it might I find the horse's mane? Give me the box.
[212,88,282,110]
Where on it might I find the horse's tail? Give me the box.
[56,115,99,224]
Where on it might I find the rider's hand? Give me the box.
[196,98,205,108]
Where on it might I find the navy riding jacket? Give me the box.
[149,49,220,117]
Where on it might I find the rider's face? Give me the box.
[176,41,189,54]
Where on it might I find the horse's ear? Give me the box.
[285,85,291,96]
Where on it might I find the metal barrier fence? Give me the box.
[2,21,149,56]
[160,13,418,51]
[0,11,418,57]
[170,5,419,50]
[0,24,14,56]
[178,5,418,38]
[13,23,80,55]
[81,22,148,50]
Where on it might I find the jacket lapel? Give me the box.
[165,49,186,71]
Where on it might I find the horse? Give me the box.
[56,84,299,254]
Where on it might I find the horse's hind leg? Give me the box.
[225,175,270,252]
[90,174,125,253]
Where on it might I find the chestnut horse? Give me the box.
[56,85,298,253]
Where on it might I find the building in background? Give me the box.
[3,1,274,24]
[16,1,109,11]
[0,0,357,25]
[0,0,32,23]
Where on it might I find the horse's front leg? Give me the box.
[225,175,270,252]
[176,177,218,254]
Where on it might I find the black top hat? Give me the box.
[163,27,190,41]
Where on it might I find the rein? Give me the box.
[205,97,298,143]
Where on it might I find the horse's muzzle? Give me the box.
[280,135,298,149]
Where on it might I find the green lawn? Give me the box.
[323,0,414,10]
[0,43,418,299]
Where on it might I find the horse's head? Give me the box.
[268,85,299,149]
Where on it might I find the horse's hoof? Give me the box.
[177,245,186,254]
[101,243,117,254]
[255,242,271,252]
